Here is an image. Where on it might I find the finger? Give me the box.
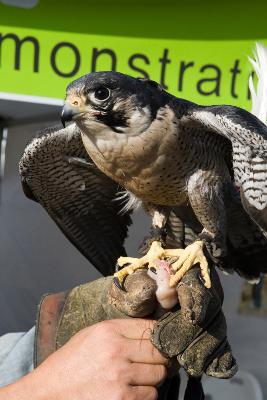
[125,337,168,365]
[110,318,155,339]
[178,312,226,377]
[205,341,237,379]
[176,283,196,322]
[128,363,167,386]
[130,386,158,400]
[177,278,211,324]
[109,271,157,317]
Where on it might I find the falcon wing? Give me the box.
[19,123,132,276]
[181,104,267,231]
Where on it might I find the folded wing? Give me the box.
[183,104,267,231]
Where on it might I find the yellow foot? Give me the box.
[114,241,183,288]
[169,240,211,289]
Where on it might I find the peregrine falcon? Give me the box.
[20,72,267,288]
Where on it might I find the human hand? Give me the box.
[109,267,237,379]
[48,266,236,380]
[33,264,236,400]
[2,319,167,400]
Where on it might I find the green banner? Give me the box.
[0,24,264,109]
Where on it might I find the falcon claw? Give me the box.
[61,115,66,128]
[115,263,121,273]
[113,277,127,292]
[197,271,207,287]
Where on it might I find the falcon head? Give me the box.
[61,71,168,136]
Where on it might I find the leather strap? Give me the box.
[34,291,68,368]
[184,377,205,400]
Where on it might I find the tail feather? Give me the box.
[237,44,267,232]
[226,187,267,280]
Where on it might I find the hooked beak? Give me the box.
[61,103,83,128]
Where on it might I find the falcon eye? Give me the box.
[94,86,110,101]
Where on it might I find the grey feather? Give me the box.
[185,104,267,230]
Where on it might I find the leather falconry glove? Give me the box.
[35,266,237,382]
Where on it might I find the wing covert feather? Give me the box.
[181,104,267,230]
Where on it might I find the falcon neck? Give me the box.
[80,129,159,185]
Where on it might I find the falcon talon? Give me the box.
[115,263,121,273]
[197,272,207,287]
[169,241,211,289]
[113,277,127,292]
[114,262,131,272]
